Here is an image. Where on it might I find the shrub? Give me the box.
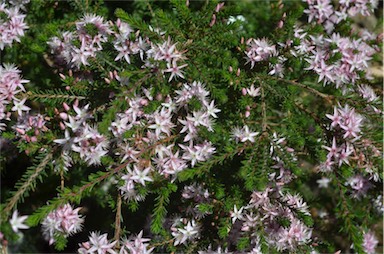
[1,0,382,253]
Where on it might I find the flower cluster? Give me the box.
[54,102,109,166]
[110,81,218,201]
[78,232,116,254]
[181,184,212,219]
[78,231,153,254]
[14,113,47,143]
[0,1,28,50]
[119,231,154,254]
[304,0,378,33]
[41,204,84,245]
[245,38,276,69]
[48,14,112,68]
[230,188,312,252]
[0,64,30,132]
[302,33,377,91]
[323,104,363,166]
[362,230,379,254]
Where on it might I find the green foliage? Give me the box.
[1,0,382,252]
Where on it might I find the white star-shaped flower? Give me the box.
[10,210,29,233]
[11,98,30,116]
[230,205,244,223]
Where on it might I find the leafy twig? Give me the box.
[3,153,52,217]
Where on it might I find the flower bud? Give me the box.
[63,103,70,111]
[16,128,25,135]
[60,112,68,120]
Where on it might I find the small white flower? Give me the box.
[230,205,244,224]
[10,210,29,233]
[11,98,30,116]
[317,177,331,188]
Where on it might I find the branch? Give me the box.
[254,75,334,104]
[260,81,268,134]
[114,192,122,247]
[24,91,86,101]
[3,153,52,217]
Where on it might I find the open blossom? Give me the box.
[9,210,29,233]
[164,60,187,82]
[172,219,200,246]
[11,97,30,116]
[232,125,259,143]
[230,205,244,223]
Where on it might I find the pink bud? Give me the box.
[34,129,40,136]
[246,105,251,111]
[31,136,37,142]
[104,78,111,84]
[156,93,163,101]
[116,18,121,27]
[286,147,294,153]
[59,112,68,120]
[25,135,30,142]
[68,69,73,77]
[37,118,44,128]
[229,66,233,72]
[63,103,70,111]
[109,71,114,79]
[241,37,244,44]
[236,68,241,76]
[278,20,284,28]
[140,99,148,106]
[245,111,250,118]
[73,99,79,108]
[186,0,189,7]
[59,73,66,80]
[209,14,216,27]
[65,86,70,91]
[16,128,25,135]
[215,2,225,13]
[60,122,66,130]
[242,88,247,96]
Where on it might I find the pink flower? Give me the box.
[79,232,117,254]
[362,231,378,254]
[164,60,187,82]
